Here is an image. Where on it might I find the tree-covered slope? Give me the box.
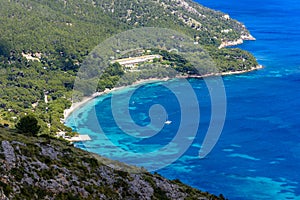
[0,0,258,134]
[98,0,253,45]
[0,0,127,62]
[0,128,226,200]
[0,0,252,53]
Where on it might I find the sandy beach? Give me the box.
[63,77,170,120]
[63,65,263,121]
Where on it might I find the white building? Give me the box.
[111,55,162,67]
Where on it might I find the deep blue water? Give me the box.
[66,0,300,199]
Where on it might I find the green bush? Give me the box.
[16,115,41,136]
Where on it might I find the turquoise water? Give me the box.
[66,0,300,199]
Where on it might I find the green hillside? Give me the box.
[0,0,259,198]
[0,0,251,53]
[0,0,258,136]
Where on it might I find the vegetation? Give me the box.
[206,46,258,72]
[15,115,41,136]
[97,63,125,91]
[93,46,258,93]
[0,0,258,198]
[0,0,258,135]
[0,127,227,199]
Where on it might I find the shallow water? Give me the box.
[66,0,300,199]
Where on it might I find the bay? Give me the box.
[66,0,300,199]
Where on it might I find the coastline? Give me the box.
[63,65,263,121]
[219,34,256,49]
[63,77,171,121]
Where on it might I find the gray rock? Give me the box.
[1,141,16,170]
[40,145,60,160]
[154,177,187,200]
[129,174,153,200]
[31,160,49,170]
[22,175,34,185]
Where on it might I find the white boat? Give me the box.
[165,120,172,125]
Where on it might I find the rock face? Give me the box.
[1,141,16,170]
[219,34,256,49]
[0,129,226,200]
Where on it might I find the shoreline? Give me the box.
[63,65,263,121]
[63,77,171,121]
[219,34,256,49]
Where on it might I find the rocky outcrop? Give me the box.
[1,141,16,171]
[219,34,256,49]
[0,130,226,200]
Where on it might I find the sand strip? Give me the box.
[63,65,263,121]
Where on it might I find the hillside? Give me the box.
[0,0,253,52]
[0,0,257,198]
[0,128,226,199]
[0,0,259,133]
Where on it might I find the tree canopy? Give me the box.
[0,0,258,136]
[16,115,41,136]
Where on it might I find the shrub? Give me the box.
[16,115,41,136]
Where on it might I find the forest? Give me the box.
[0,0,258,136]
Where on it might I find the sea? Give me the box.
[65,0,300,199]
